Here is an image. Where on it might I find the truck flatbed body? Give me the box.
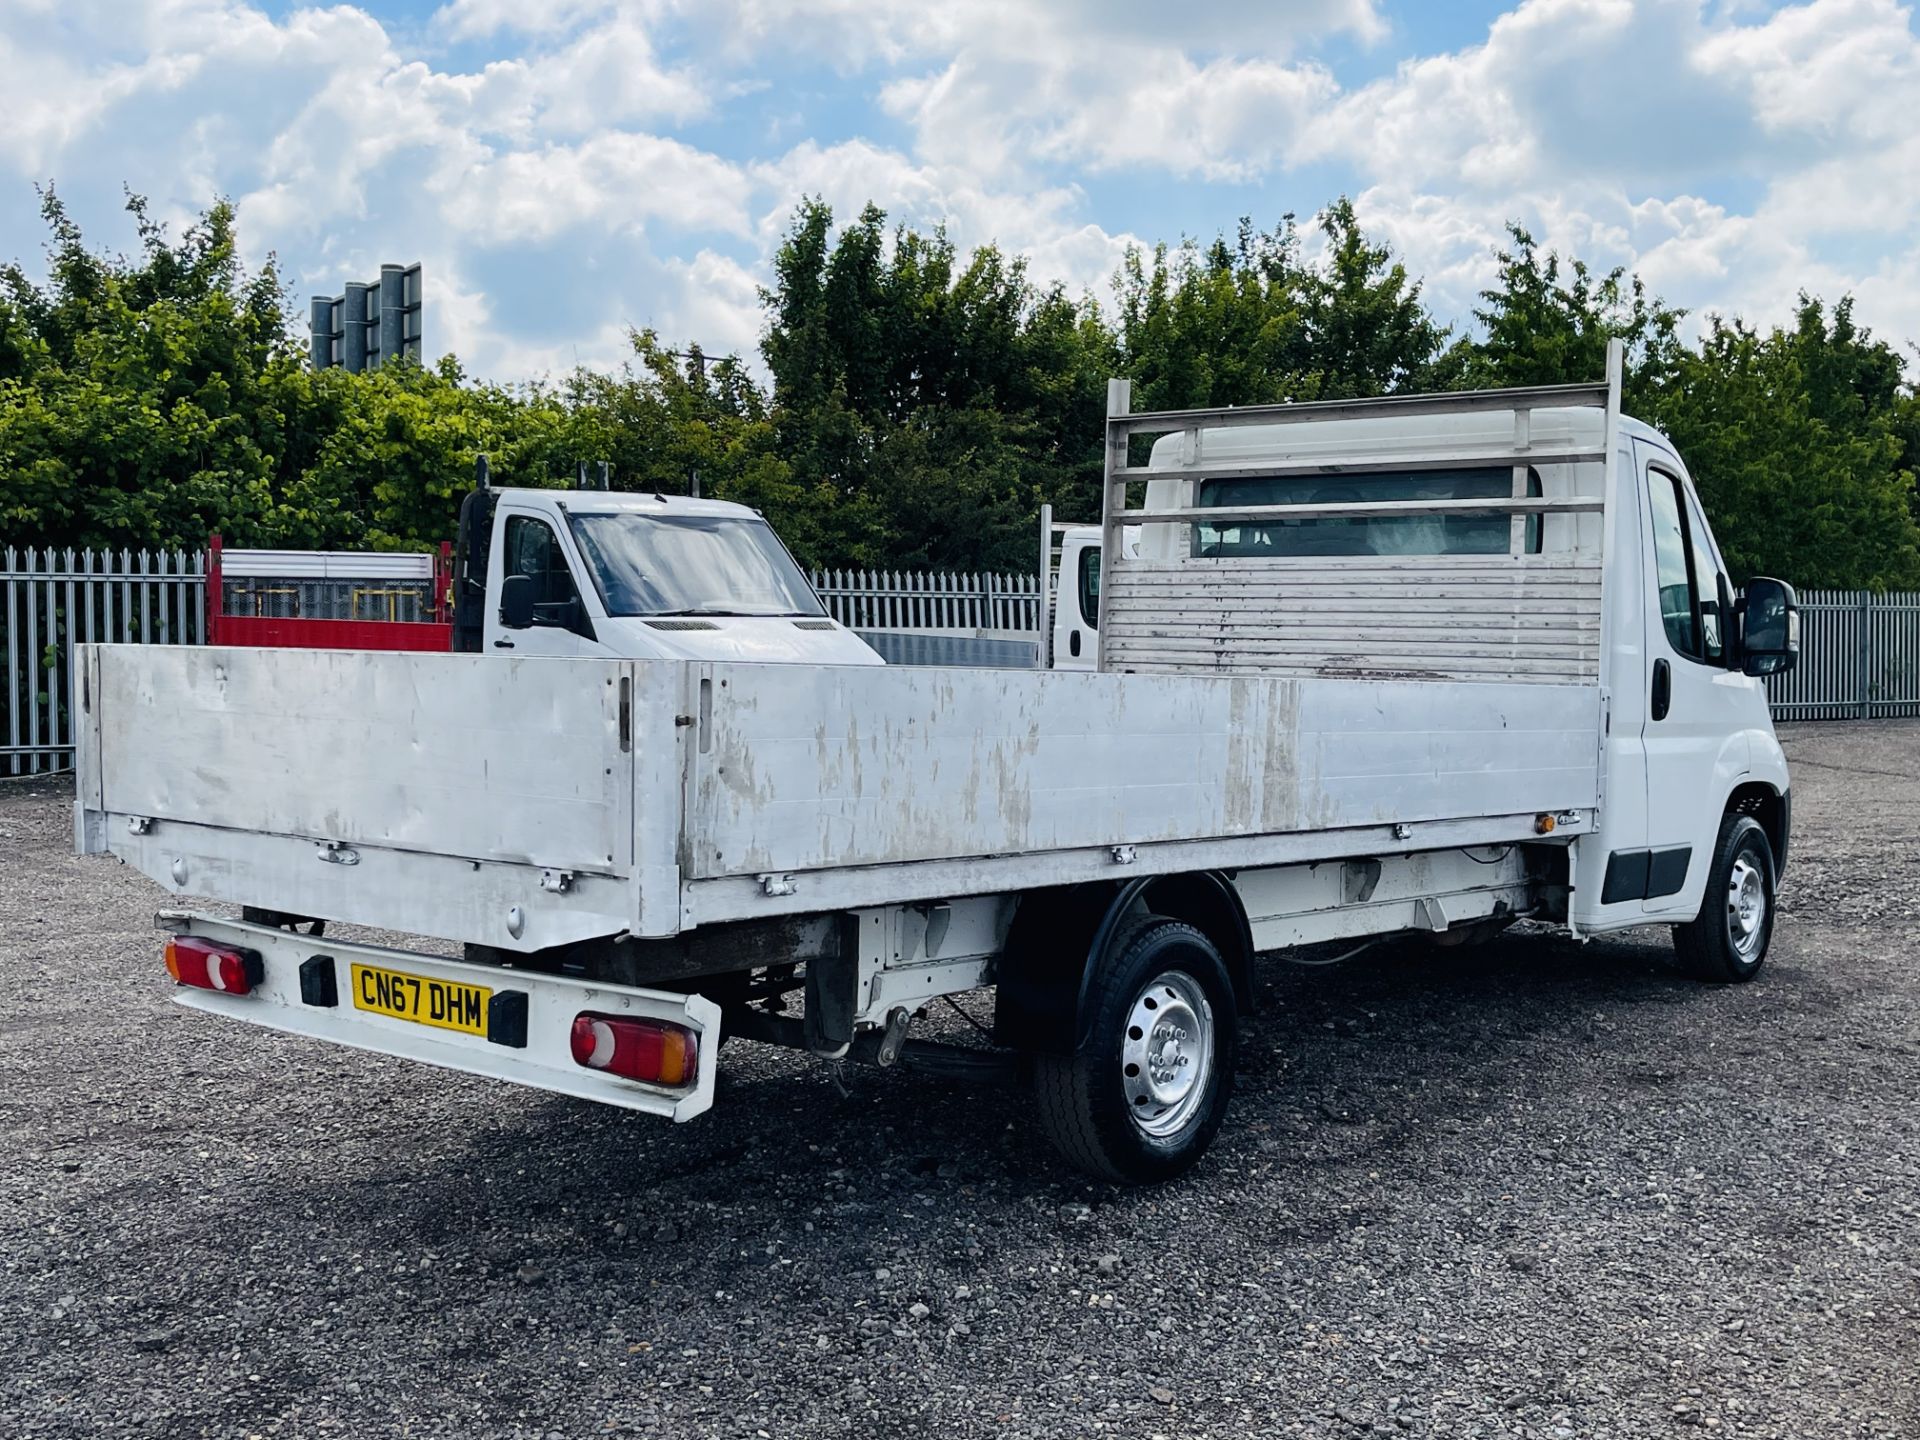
[71,349,1804,1183]
[76,645,1599,950]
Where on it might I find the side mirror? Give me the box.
[499,574,535,630]
[1738,576,1799,677]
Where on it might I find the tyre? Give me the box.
[1673,813,1775,983]
[1034,917,1237,1184]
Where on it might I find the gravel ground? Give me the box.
[1,721,1917,1439]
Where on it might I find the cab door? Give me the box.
[1051,533,1100,670]
[1633,442,1749,919]
[486,508,604,657]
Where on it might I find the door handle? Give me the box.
[1069,630,1082,658]
[493,639,515,649]
[1651,658,1671,721]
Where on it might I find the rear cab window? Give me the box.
[1077,545,1101,628]
[1193,467,1544,558]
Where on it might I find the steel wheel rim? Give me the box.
[1120,969,1215,1139]
[1726,854,1767,960]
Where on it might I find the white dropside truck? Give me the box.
[76,343,1800,1183]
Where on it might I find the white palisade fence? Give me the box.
[808,568,1045,669]
[808,568,1040,634]
[3,546,207,775]
[1764,589,1920,720]
[3,546,1913,774]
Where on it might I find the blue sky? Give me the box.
[3,0,1916,382]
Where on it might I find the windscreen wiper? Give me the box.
[650,608,821,618]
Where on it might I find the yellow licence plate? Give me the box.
[350,963,491,1036]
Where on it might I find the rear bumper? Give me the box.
[156,912,721,1121]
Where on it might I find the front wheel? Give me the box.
[1673,813,1776,983]
[1033,918,1237,1184]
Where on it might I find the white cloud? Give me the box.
[673,0,1385,69]
[2,0,1918,393]
[1304,0,1920,344]
[0,0,759,380]
[660,248,766,359]
[881,50,1343,183]
[752,138,1140,301]
[433,0,620,42]
[442,133,753,244]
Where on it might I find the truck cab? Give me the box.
[1104,377,1796,960]
[1046,524,1138,670]
[452,485,883,666]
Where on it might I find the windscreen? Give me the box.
[567,512,825,618]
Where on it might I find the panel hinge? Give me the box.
[759,873,797,898]
[1110,845,1136,865]
[541,868,576,894]
[317,841,360,866]
[126,815,153,835]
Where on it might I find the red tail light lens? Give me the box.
[164,936,264,995]
[570,1012,698,1087]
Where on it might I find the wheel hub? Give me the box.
[1120,970,1214,1138]
[1726,854,1767,959]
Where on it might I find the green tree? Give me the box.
[7,188,1918,590]
[1300,198,1458,398]
[1111,201,1454,413]
[0,188,307,549]
[287,356,548,549]
[1650,303,1920,588]
[1460,224,1685,409]
[760,198,1113,569]
[539,332,822,561]
[1113,218,1310,412]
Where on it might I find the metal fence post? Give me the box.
[1858,591,1872,719]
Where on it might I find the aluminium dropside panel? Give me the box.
[682,663,1601,882]
[81,648,1604,948]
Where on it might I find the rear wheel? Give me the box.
[1674,813,1775,983]
[1034,918,1236,1184]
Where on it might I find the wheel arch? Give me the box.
[1725,779,1790,878]
[994,873,1253,1057]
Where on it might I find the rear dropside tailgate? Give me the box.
[77,646,646,952]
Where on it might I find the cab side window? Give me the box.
[1646,470,1699,657]
[1684,488,1727,664]
[1647,467,1728,666]
[504,515,580,615]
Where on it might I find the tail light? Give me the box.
[165,936,264,995]
[570,1012,698,1087]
